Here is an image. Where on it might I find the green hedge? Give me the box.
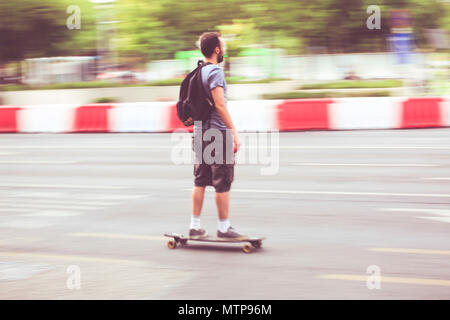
[262,90,391,99]
[299,80,402,90]
[227,77,291,84]
[92,97,119,103]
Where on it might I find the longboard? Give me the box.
[164,232,265,253]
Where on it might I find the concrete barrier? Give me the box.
[73,104,113,132]
[2,97,449,133]
[401,97,443,128]
[110,102,172,133]
[17,104,76,133]
[329,97,403,130]
[276,99,332,131]
[228,100,279,132]
[0,106,20,133]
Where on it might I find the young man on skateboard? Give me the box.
[189,32,246,240]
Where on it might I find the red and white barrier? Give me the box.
[442,99,450,127]
[0,106,21,133]
[1,97,449,133]
[329,97,403,130]
[400,97,444,128]
[110,102,173,133]
[17,104,76,133]
[228,100,278,132]
[276,99,332,131]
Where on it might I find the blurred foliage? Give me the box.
[300,79,403,89]
[0,0,449,65]
[0,77,291,91]
[262,90,392,99]
[0,0,96,64]
[115,0,245,62]
[92,97,118,103]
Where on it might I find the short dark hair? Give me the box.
[200,32,221,58]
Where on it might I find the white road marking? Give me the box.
[293,163,436,167]
[0,192,146,201]
[0,160,78,164]
[1,145,450,150]
[0,191,65,198]
[0,251,148,266]
[381,208,450,215]
[417,216,450,223]
[0,152,19,156]
[0,262,52,281]
[0,220,55,229]
[318,274,450,287]
[192,188,450,198]
[280,146,450,150]
[0,203,103,210]
[0,145,166,149]
[78,194,148,200]
[370,248,450,255]
[21,211,82,217]
[381,208,450,224]
[0,199,120,206]
[423,177,450,181]
[0,208,32,213]
[67,232,165,241]
[0,183,127,190]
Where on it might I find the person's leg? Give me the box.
[191,162,210,232]
[192,186,206,217]
[190,186,207,236]
[213,169,246,238]
[216,191,232,234]
[215,191,229,220]
[215,189,244,238]
[189,128,209,237]
[212,130,244,238]
[214,130,232,223]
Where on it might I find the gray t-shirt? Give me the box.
[196,63,227,131]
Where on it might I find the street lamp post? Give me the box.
[90,0,119,71]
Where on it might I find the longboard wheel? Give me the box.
[167,239,177,249]
[251,240,262,248]
[242,243,253,253]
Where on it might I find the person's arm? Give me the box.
[210,86,240,153]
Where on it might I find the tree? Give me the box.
[0,0,97,65]
[1,0,448,67]
[116,0,245,60]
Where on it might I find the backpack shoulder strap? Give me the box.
[197,60,214,68]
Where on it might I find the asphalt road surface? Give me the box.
[0,129,449,299]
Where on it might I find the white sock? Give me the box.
[218,219,231,233]
[190,215,201,230]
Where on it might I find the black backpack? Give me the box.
[176,60,214,127]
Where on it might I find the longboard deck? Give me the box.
[164,232,264,243]
[164,232,265,253]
